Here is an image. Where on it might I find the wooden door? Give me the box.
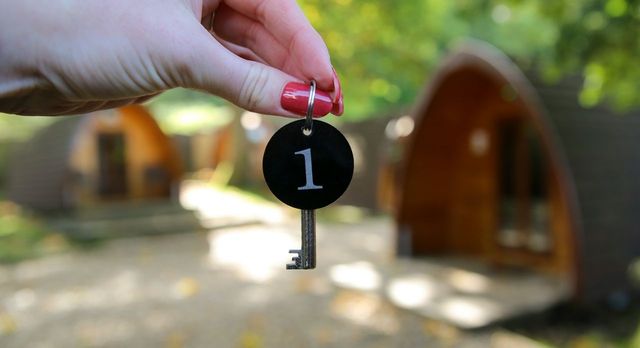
[495,119,553,263]
[97,132,128,197]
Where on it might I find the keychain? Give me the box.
[263,81,354,269]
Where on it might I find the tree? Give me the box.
[301,0,640,118]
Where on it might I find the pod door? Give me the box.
[492,117,555,268]
[97,132,128,198]
[398,87,575,277]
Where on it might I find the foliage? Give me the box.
[146,88,234,135]
[301,0,640,119]
[0,140,19,190]
[2,1,638,127]
[539,0,640,110]
[0,114,55,141]
[630,321,640,348]
[0,201,68,263]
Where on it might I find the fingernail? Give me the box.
[281,82,333,117]
[331,67,343,116]
[332,94,344,116]
[331,67,342,102]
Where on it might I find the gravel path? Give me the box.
[0,215,529,347]
[0,183,545,348]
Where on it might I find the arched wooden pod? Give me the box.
[8,105,183,211]
[396,42,585,298]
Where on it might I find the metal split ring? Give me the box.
[303,80,316,135]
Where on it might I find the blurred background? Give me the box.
[2,0,640,347]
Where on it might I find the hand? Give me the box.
[0,0,343,116]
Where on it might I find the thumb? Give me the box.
[183,34,333,117]
[181,33,291,116]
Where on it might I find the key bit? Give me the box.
[287,209,316,270]
[286,249,302,270]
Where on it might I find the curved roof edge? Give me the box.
[405,39,586,298]
[7,116,85,211]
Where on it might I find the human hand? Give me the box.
[0,0,343,116]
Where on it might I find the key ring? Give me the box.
[303,80,316,135]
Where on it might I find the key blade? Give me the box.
[285,210,316,270]
[301,210,316,269]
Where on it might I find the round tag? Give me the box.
[263,119,354,210]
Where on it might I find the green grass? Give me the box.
[629,322,640,348]
[0,201,69,263]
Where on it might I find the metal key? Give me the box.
[262,80,352,271]
[287,82,318,270]
[287,209,316,269]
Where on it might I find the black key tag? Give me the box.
[262,111,353,210]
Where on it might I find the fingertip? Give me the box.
[280,82,333,117]
[330,66,342,101]
[332,94,344,116]
[298,30,334,90]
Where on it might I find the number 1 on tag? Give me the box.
[295,148,323,191]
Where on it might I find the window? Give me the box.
[97,132,128,197]
[497,119,551,253]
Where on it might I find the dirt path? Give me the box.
[0,184,545,347]
[0,215,524,347]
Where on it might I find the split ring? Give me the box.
[303,80,316,135]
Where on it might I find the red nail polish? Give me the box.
[281,82,333,117]
[330,67,343,116]
[332,94,344,116]
[331,67,342,102]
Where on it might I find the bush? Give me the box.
[0,201,67,263]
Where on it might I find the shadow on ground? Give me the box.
[0,182,626,347]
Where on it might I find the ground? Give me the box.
[0,223,508,347]
[0,182,614,347]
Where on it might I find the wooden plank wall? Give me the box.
[398,67,576,280]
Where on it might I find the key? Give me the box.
[287,209,316,269]
[262,81,353,270]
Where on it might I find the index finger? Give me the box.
[223,0,334,90]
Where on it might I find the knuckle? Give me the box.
[245,22,261,50]
[238,64,270,111]
[254,0,270,23]
[169,49,197,87]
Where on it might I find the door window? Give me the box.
[97,132,128,197]
[497,120,551,253]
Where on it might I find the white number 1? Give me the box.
[295,148,323,191]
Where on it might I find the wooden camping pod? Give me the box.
[8,105,183,211]
[396,42,640,301]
